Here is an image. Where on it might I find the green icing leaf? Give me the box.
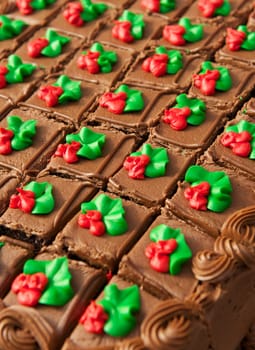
[214,0,231,16]
[81,193,128,236]
[114,84,144,112]
[175,93,206,126]
[155,46,183,74]
[0,242,5,248]
[90,42,117,73]
[53,75,82,104]
[225,120,255,159]
[200,61,232,92]
[41,29,70,57]
[31,0,56,10]
[185,165,232,212]
[5,55,36,84]
[238,25,255,51]
[66,127,106,160]
[160,0,175,13]
[0,15,27,41]
[80,0,108,22]
[23,257,74,306]
[130,143,169,178]
[7,115,36,151]
[150,224,192,275]
[119,10,145,40]
[24,181,55,215]
[98,284,140,337]
[179,17,203,43]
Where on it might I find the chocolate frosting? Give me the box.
[115,338,145,350]
[0,0,16,13]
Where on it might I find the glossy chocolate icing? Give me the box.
[0,167,21,215]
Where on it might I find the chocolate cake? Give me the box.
[0,1,254,349]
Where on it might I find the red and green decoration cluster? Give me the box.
[145,224,192,274]
[37,75,82,107]
[99,84,144,114]
[63,0,108,27]
[141,0,175,13]
[163,93,206,131]
[77,43,118,74]
[27,29,70,58]
[11,257,74,307]
[54,127,106,164]
[124,143,169,180]
[80,283,140,337]
[78,193,128,237]
[163,17,203,46]
[112,10,145,43]
[184,165,232,212]
[197,0,231,18]
[9,181,55,214]
[0,54,36,89]
[0,15,27,41]
[221,120,255,159]
[16,0,57,15]
[142,46,183,77]
[0,115,36,155]
[226,25,255,51]
[193,61,232,96]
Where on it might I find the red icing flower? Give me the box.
[78,210,106,236]
[123,154,150,179]
[9,188,35,213]
[27,38,49,58]
[221,131,252,157]
[63,2,84,27]
[112,21,134,43]
[142,53,168,77]
[184,181,211,211]
[226,28,246,51]
[141,0,160,12]
[145,239,178,273]
[0,128,14,155]
[54,141,81,163]
[193,70,220,95]
[77,51,100,74]
[80,301,108,334]
[11,272,48,307]
[0,66,8,89]
[198,0,223,18]
[163,25,186,46]
[99,91,127,114]
[37,85,64,107]
[163,107,191,130]
[16,0,33,15]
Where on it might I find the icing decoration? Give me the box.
[54,127,106,163]
[112,10,145,43]
[193,61,232,96]
[0,55,35,89]
[11,257,74,306]
[16,0,56,15]
[226,26,255,51]
[184,165,232,212]
[142,46,183,77]
[141,0,175,13]
[9,181,55,214]
[163,17,203,46]
[197,0,231,18]
[0,242,4,248]
[123,143,169,179]
[77,42,117,74]
[163,93,206,130]
[63,0,108,27]
[80,284,140,337]
[0,15,27,41]
[221,120,255,159]
[78,193,128,236]
[99,84,144,114]
[0,115,36,155]
[37,75,81,107]
[27,29,70,58]
[145,224,192,274]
